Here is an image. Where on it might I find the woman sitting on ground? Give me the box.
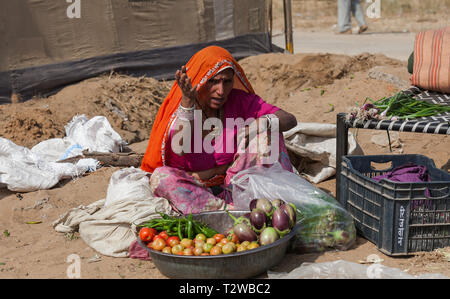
[141,46,297,214]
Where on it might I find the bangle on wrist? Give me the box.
[177,105,194,121]
[266,115,272,131]
[263,114,277,131]
[261,115,271,131]
[179,103,195,111]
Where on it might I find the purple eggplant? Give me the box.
[255,198,273,216]
[233,223,258,242]
[227,211,251,226]
[249,199,258,211]
[250,208,267,233]
[271,199,286,209]
[281,203,297,228]
[223,227,234,236]
[271,208,291,237]
[259,227,279,246]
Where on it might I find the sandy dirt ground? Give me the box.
[1,5,450,279]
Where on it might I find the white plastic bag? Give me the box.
[0,137,40,164]
[31,138,77,162]
[30,114,126,162]
[65,114,126,153]
[0,158,60,191]
[0,137,99,192]
[231,162,356,252]
[104,167,153,207]
[0,114,125,192]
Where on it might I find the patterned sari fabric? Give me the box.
[149,131,293,215]
[411,26,450,93]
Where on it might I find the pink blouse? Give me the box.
[166,89,280,172]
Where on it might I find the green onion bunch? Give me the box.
[371,91,450,120]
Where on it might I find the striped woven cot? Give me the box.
[346,86,450,134]
[411,27,450,94]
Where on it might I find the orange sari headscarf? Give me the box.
[141,46,255,173]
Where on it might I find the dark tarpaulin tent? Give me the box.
[0,0,283,104]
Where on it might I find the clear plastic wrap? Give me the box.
[267,260,449,279]
[231,162,356,252]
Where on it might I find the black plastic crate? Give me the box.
[340,154,450,256]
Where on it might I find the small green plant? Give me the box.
[64,232,80,240]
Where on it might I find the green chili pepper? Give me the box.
[160,213,172,220]
[187,214,193,240]
[192,221,200,236]
[137,212,218,240]
[177,219,183,240]
[184,217,189,238]
[197,222,218,238]
[167,222,176,235]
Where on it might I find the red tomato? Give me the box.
[153,235,163,241]
[210,246,222,256]
[152,238,166,251]
[166,236,180,247]
[213,234,225,243]
[139,227,155,242]
[171,244,184,255]
[148,228,157,237]
[158,231,169,240]
[183,248,194,256]
[227,233,239,243]
[162,247,172,254]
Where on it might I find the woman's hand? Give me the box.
[189,170,212,181]
[175,65,198,108]
[188,163,231,181]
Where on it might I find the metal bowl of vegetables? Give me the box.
[137,207,299,279]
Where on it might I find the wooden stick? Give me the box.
[58,150,144,168]
[283,0,294,54]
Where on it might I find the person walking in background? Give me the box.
[337,0,368,34]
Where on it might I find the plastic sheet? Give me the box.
[231,162,356,252]
[0,137,99,192]
[0,114,124,192]
[268,260,449,279]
